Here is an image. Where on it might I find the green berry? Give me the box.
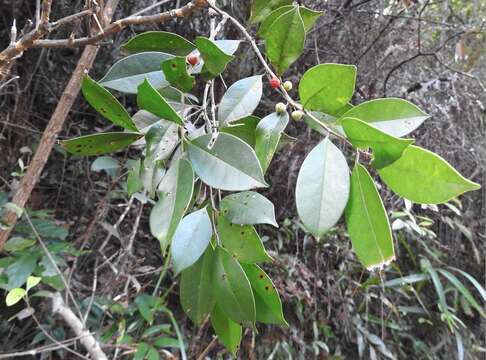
[291,110,304,121]
[275,102,287,114]
[283,81,293,91]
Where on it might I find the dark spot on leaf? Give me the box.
[172,63,177,68]
[259,274,264,279]
[100,108,107,113]
[240,231,245,235]
[243,202,248,206]
[265,285,270,291]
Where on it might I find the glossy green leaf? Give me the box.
[337,98,430,137]
[187,133,267,191]
[99,52,174,93]
[137,79,183,125]
[122,31,195,56]
[61,132,142,156]
[378,146,480,204]
[346,163,395,270]
[213,246,256,327]
[171,207,212,274]
[299,6,323,32]
[6,288,26,306]
[211,304,242,356]
[180,246,216,325]
[218,76,263,125]
[220,191,277,227]
[144,122,179,162]
[255,111,289,172]
[259,5,322,38]
[195,36,234,76]
[250,0,293,23]
[220,116,260,147]
[150,159,194,251]
[258,6,294,37]
[265,7,305,75]
[6,254,37,289]
[295,137,350,236]
[299,64,357,115]
[161,56,195,92]
[189,40,241,75]
[4,237,36,253]
[241,263,287,325]
[81,75,137,131]
[217,215,271,263]
[342,117,414,168]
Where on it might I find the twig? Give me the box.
[196,336,218,360]
[51,292,108,360]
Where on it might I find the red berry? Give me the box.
[187,54,199,66]
[269,77,281,89]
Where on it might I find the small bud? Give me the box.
[269,77,281,89]
[186,53,199,66]
[291,110,304,121]
[283,81,293,91]
[275,102,287,114]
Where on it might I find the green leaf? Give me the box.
[26,276,41,292]
[180,246,215,325]
[241,263,287,325]
[437,269,485,317]
[195,36,234,76]
[345,163,395,270]
[258,5,322,38]
[61,132,142,156]
[187,133,267,191]
[299,6,323,32]
[218,76,263,125]
[172,207,212,274]
[211,304,242,356]
[146,347,159,360]
[213,246,256,327]
[255,111,289,172]
[217,215,272,263]
[342,117,414,168]
[99,52,174,93]
[220,191,277,227]
[257,5,294,38]
[4,237,36,253]
[6,288,26,306]
[295,137,350,236]
[265,7,305,76]
[448,267,486,302]
[81,75,137,131]
[250,0,293,24]
[6,254,37,289]
[299,64,357,115]
[127,159,143,196]
[134,342,150,360]
[150,159,194,251]
[122,31,195,56]
[161,56,195,92]
[337,98,430,137]
[220,116,260,147]
[91,156,119,177]
[137,79,184,125]
[154,337,180,348]
[378,146,480,204]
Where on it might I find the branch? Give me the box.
[0,0,209,81]
[51,292,108,360]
